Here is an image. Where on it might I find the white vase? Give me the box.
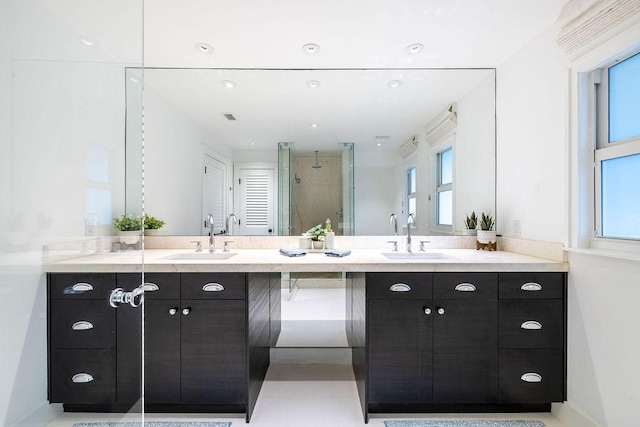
[144,228,161,236]
[118,230,141,245]
[312,240,324,250]
[477,230,496,244]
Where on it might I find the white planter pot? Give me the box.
[477,230,496,244]
[144,229,161,236]
[461,228,477,236]
[118,230,141,245]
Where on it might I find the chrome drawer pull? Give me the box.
[521,372,542,383]
[390,283,411,292]
[64,283,94,294]
[72,321,94,331]
[521,282,542,292]
[143,282,159,292]
[202,283,224,292]
[521,320,542,330]
[72,373,94,383]
[455,283,476,292]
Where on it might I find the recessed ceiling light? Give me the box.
[250,142,256,146]
[302,43,321,55]
[377,142,383,146]
[221,80,237,88]
[194,42,214,54]
[388,80,403,89]
[405,43,424,55]
[310,123,319,128]
[375,136,390,139]
[306,80,321,88]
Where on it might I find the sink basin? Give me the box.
[382,252,450,260]
[162,252,238,261]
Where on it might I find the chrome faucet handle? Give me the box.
[223,241,234,252]
[191,241,203,252]
[419,240,431,251]
[387,240,398,252]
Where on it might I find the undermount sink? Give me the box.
[382,252,450,260]
[162,252,238,261]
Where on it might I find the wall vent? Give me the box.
[224,113,236,121]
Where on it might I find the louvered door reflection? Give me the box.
[237,167,275,235]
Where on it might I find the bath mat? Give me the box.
[384,421,545,427]
[73,422,231,427]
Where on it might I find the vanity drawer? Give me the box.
[366,273,432,299]
[49,349,116,404]
[433,273,497,299]
[49,273,116,300]
[499,273,565,299]
[499,300,563,349]
[117,272,179,299]
[50,300,115,349]
[181,273,246,299]
[499,349,564,403]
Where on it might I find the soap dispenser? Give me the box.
[325,218,335,249]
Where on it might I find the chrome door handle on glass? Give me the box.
[109,286,144,308]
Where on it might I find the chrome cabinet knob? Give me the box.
[437,307,445,315]
[424,307,432,315]
[168,307,178,316]
[182,307,191,316]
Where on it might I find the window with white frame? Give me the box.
[407,166,416,221]
[593,50,640,240]
[436,147,453,226]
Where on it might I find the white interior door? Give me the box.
[202,155,227,235]
[234,164,275,235]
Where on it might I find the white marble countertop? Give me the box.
[44,248,569,273]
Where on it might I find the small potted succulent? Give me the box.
[462,212,477,236]
[113,214,143,245]
[143,214,165,235]
[477,212,496,244]
[305,223,326,249]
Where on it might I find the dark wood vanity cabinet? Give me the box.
[48,272,277,421]
[359,271,566,421]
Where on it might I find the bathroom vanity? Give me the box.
[45,246,567,423]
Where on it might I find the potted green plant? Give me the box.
[143,214,165,235]
[477,212,496,244]
[305,223,326,249]
[462,212,477,236]
[113,214,142,245]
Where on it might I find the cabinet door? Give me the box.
[368,298,433,404]
[433,299,498,403]
[144,299,181,403]
[180,299,246,404]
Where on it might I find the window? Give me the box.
[594,51,640,240]
[407,166,416,221]
[436,147,453,226]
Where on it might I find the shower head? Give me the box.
[312,150,322,169]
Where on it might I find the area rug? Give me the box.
[73,422,231,427]
[384,421,545,427]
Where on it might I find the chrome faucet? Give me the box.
[406,213,416,253]
[226,213,238,235]
[207,213,215,252]
[389,213,398,236]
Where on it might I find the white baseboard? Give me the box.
[552,402,601,427]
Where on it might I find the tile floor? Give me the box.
[48,288,566,427]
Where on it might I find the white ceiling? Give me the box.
[43,0,565,154]
[139,1,563,154]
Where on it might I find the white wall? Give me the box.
[496,29,568,242]
[496,14,640,427]
[144,87,232,235]
[0,2,140,426]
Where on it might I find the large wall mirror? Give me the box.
[126,68,495,237]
